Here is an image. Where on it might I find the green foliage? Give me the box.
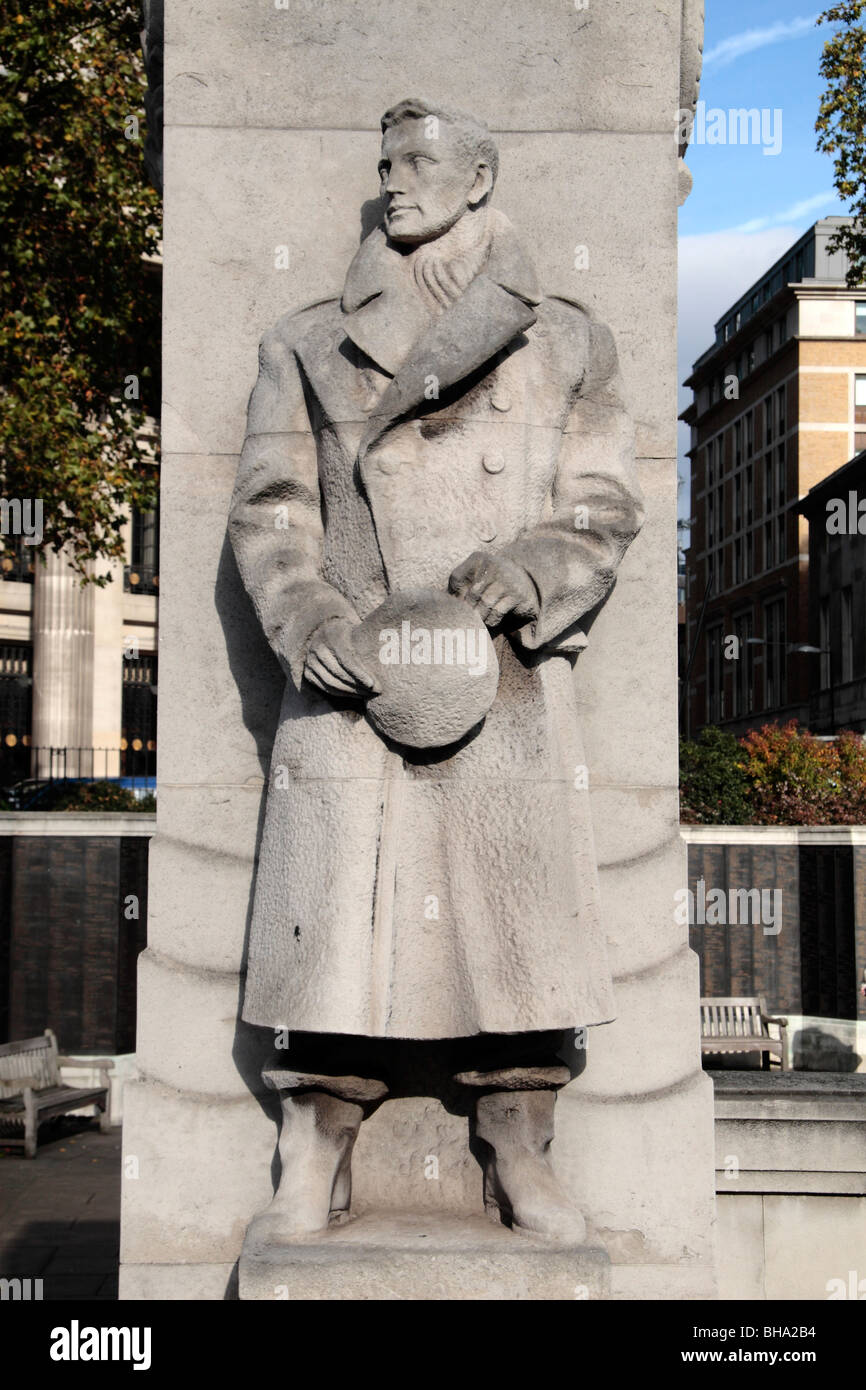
[0,1,160,579]
[816,2,866,286]
[681,721,866,825]
[53,780,154,812]
[679,726,753,825]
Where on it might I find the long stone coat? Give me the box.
[229,216,644,1040]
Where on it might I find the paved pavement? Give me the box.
[0,1117,120,1300]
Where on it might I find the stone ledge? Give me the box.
[711,1072,866,1096]
[239,1211,610,1301]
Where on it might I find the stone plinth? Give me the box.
[239,1212,610,1302]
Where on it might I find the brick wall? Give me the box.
[1,834,148,1052]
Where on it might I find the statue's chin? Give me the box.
[385,214,463,247]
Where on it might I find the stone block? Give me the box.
[239,1211,611,1301]
[164,1,679,135]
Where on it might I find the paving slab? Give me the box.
[0,1119,120,1301]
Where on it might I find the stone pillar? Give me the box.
[120,0,716,1299]
[91,558,125,778]
[31,547,94,779]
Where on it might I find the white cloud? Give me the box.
[731,190,837,234]
[703,16,819,70]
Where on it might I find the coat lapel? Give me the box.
[358,274,538,457]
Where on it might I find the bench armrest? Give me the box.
[762,1014,788,1029]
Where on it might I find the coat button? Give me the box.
[482,450,505,474]
[490,389,512,412]
[478,518,498,542]
[377,454,403,475]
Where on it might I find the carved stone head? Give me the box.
[378,98,499,245]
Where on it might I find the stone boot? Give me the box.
[463,1067,586,1244]
[253,1070,388,1241]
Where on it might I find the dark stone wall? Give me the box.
[0,835,149,1052]
[689,841,859,1019]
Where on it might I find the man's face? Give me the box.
[378,118,486,245]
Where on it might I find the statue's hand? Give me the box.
[449,551,538,627]
[303,618,382,699]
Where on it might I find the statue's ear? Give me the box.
[467,162,494,208]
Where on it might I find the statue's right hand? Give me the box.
[303,618,382,699]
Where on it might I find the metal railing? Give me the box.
[0,744,156,794]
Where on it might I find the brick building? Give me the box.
[798,448,866,733]
[681,218,866,738]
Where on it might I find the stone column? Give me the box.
[31,546,95,779]
[120,0,716,1299]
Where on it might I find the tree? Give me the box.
[0,1,160,580]
[816,1,866,286]
[679,726,753,825]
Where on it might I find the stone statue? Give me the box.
[229,97,644,1246]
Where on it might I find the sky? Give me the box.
[678,0,848,520]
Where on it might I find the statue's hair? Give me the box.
[380,98,499,187]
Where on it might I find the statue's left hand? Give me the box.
[449,551,538,627]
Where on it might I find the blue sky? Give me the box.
[678,1,848,515]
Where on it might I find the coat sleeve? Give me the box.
[501,311,645,653]
[228,319,359,689]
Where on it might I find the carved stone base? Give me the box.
[239,1210,610,1300]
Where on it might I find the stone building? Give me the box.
[681,218,866,738]
[0,510,159,789]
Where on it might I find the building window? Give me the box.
[856,376,866,453]
[776,445,786,508]
[706,444,714,487]
[765,397,774,446]
[707,492,715,546]
[733,611,754,716]
[734,473,742,531]
[0,643,32,784]
[0,533,36,585]
[856,303,866,337]
[734,536,743,585]
[841,587,853,683]
[745,463,753,526]
[121,653,157,775]
[764,519,774,570]
[777,513,786,563]
[745,410,754,458]
[819,598,831,688]
[764,599,787,709]
[125,507,160,596]
[776,385,786,435]
[734,420,742,467]
[707,627,723,723]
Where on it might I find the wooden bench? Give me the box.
[701,997,788,1070]
[0,1030,112,1157]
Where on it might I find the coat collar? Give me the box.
[341,209,541,455]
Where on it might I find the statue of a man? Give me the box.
[229,98,644,1244]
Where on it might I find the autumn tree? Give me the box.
[0,0,160,579]
[816,1,866,285]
